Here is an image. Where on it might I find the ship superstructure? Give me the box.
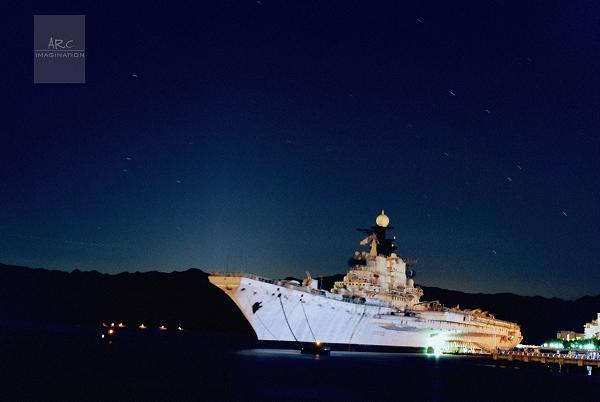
[209,211,522,354]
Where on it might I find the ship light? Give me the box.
[315,340,322,346]
[139,323,147,329]
[108,329,115,335]
[177,326,184,331]
[159,325,167,331]
[117,322,125,328]
[427,334,447,357]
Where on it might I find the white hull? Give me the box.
[209,275,522,353]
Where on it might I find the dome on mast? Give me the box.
[375,210,389,227]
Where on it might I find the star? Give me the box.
[562,211,568,217]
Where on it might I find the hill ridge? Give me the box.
[1,263,598,343]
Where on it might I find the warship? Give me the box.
[209,211,522,354]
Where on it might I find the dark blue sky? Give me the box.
[2,1,599,298]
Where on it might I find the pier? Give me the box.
[493,350,600,375]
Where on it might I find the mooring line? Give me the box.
[278,295,299,342]
[245,294,278,340]
[348,305,368,346]
[300,300,317,341]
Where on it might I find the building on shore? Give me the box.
[556,330,585,341]
[584,313,600,339]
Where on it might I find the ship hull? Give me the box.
[209,275,521,354]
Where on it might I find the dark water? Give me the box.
[1,326,599,401]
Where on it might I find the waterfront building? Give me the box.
[584,313,600,339]
[556,330,585,341]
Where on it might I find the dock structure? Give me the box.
[493,351,600,374]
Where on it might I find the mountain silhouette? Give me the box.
[1,263,598,344]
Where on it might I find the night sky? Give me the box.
[2,1,599,298]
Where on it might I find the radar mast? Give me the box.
[357,210,396,257]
